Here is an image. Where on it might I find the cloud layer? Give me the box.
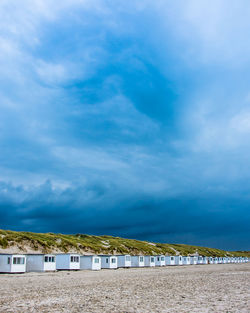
[0,0,250,250]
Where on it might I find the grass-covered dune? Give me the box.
[0,229,249,257]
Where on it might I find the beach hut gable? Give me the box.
[27,254,56,272]
[80,255,101,270]
[117,255,131,268]
[144,256,156,267]
[56,254,80,270]
[100,255,118,269]
[131,256,145,267]
[165,256,176,265]
[0,254,26,273]
[182,256,191,265]
[155,255,165,266]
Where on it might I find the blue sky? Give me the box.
[0,0,250,250]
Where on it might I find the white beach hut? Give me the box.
[222,257,227,264]
[0,254,26,273]
[190,256,198,265]
[56,254,80,270]
[26,254,56,272]
[208,257,214,264]
[131,255,145,267]
[218,257,223,264]
[144,256,156,267]
[213,257,218,264]
[117,255,131,268]
[182,256,191,265]
[165,256,176,265]
[175,255,183,265]
[203,256,208,264]
[80,255,101,270]
[155,255,166,266]
[100,255,118,269]
[197,256,204,264]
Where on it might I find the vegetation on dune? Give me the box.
[0,229,249,257]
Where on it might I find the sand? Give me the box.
[0,263,249,313]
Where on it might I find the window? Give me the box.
[94,258,99,263]
[70,256,79,263]
[7,257,10,264]
[139,257,143,262]
[150,257,154,262]
[179,257,182,261]
[13,257,25,265]
[125,256,131,261]
[171,256,174,261]
[157,257,160,261]
[106,258,109,263]
[45,256,55,263]
[161,257,164,261]
[111,258,116,264]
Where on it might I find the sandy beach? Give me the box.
[0,263,249,313]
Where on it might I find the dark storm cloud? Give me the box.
[0,1,250,249]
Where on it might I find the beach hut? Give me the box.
[117,255,131,268]
[197,256,204,264]
[80,255,101,270]
[131,255,145,267]
[190,256,198,265]
[56,254,80,270]
[175,255,183,265]
[218,257,223,264]
[213,257,218,264]
[165,256,176,265]
[100,255,118,269]
[0,254,26,273]
[182,256,191,265]
[26,254,56,272]
[144,256,156,267]
[155,255,166,266]
[222,257,227,264]
[203,257,208,264]
[208,257,214,264]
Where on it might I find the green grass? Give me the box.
[0,229,249,257]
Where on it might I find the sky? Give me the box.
[0,0,250,250]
